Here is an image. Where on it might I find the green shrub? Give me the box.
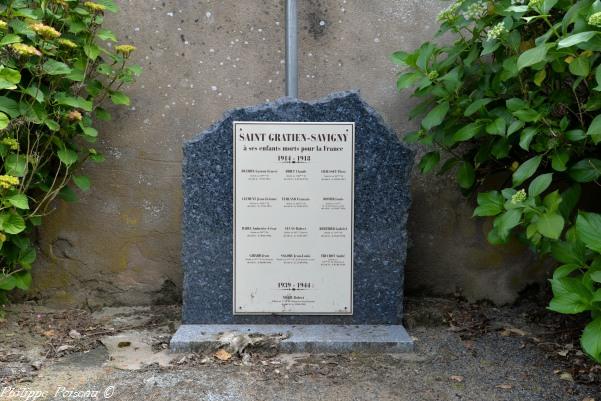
[0,0,140,310]
[394,0,601,362]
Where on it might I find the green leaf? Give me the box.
[55,94,93,112]
[512,155,542,186]
[0,96,20,118]
[59,186,77,202]
[110,91,130,106]
[528,173,553,197]
[517,44,550,70]
[0,275,16,291]
[533,69,546,86]
[543,190,562,213]
[519,127,537,150]
[422,102,449,131]
[513,109,541,122]
[83,43,100,60]
[95,108,111,121]
[57,149,78,167]
[97,28,117,41]
[0,112,8,130]
[552,264,581,280]
[81,126,98,139]
[474,191,504,217]
[551,149,569,171]
[569,56,590,77]
[581,318,601,362]
[4,154,28,177]
[396,72,421,90]
[127,65,143,76]
[566,129,586,141]
[549,277,591,314]
[493,209,522,239]
[485,117,506,136]
[1,212,25,234]
[569,159,601,182]
[96,0,119,12]
[536,212,564,239]
[0,67,21,85]
[457,162,475,189]
[506,120,524,137]
[559,184,581,219]
[22,85,45,103]
[73,175,90,191]
[42,59,72,75]
[464,98,492,116]
[542,0,558,13]
[419,151,440,173]
[552,239,586,265]
[45,119,60,132]
[0,34,22,46]
[591,271,601,283]
[549,293,590,314]
[453,123,480,141]
[390,50,410,65]
[576,212,601,253]
[19,247,36,266]
[587,114,601,144]
[6,193,29,209]
[557,31,597,48]
[13,272,31,290]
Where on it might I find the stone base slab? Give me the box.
[170,324,413,353]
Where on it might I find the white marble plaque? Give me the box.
[233,122,354,314]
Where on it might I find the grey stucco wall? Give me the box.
[30,0,546,307]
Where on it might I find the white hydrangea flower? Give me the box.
[486,22,507,41]
[462,1,488,20]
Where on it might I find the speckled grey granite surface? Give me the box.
[182,91,413,324]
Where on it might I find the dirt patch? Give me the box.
[0,297,599,401]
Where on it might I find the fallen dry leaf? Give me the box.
[500,327,528,337]
[496,384,513,390]
[56,345,73,353]
[582,398,595,401]
[559,372,574,382]
[214,348,232,361]
[450,375,464,382]
[43,329,56,337]
[69,329,81,339]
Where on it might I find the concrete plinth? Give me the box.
[170,324,413,353]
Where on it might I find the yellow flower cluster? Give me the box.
[67,110,82,122]
[0,20,7,30]
[30,22,61,39]
[115,44,136,56]
[57,38,77,48]
[1,138,19,151]
[11,43,42,57]
[84,2,107,12]
[0,175,19,189]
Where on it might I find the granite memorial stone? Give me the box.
[171,91,414,352]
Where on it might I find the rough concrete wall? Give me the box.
[30,0,547,308]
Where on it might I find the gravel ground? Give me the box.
[1,296,599,401]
